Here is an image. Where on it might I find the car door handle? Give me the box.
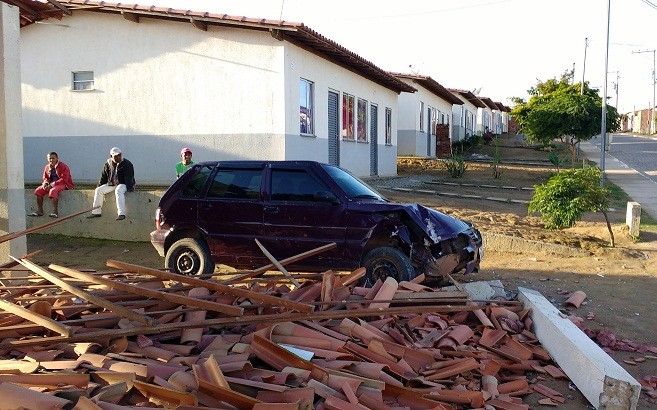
[264,205,279,214]
[199,203,212,211]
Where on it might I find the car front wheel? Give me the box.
[361,246,415,287]
[165,238,214,276]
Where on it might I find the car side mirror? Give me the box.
[315,190,340,204]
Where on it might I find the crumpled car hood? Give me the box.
[400,203,471,242]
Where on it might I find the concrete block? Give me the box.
[25,189,162,242]
[518,287,640,409]
[625,201,641,237]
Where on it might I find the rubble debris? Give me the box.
[0,258,641,409]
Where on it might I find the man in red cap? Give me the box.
[176,147,194,178]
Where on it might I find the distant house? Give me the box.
[20,0,414,184]
[391,73,462,158]
[477,97,497,135]
[448,89,485,142]
[494,101,510,134]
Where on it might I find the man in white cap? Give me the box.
[87,147,135,221]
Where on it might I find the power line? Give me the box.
[641,0,657,11]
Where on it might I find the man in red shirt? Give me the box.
[28,152,74,218]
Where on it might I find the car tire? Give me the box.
[165,238,214,276]
[361,246,415,287]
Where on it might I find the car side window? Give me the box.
[181,165,213,198]
[207,169,262,200]
[271,170,326,201]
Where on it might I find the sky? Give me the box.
[144,0,656,113]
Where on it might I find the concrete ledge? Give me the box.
[25,189,162,242]
[482,233,590,257]
[518,287,640,409]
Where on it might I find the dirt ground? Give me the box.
[23,135,657,408]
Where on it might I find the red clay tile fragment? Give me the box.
[0,382,70,409]
[532,382,565,403]
[538,398,559,406]
[564,290,587,309]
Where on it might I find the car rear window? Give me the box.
[207,168,262,200]
[181,165,213,198]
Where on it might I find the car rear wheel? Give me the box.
[361,246,415,287]
[165,238,214,276]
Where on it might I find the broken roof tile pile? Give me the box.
[0,259,578,409]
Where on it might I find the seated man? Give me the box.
[28,152,74,218]
[86,147,135,221]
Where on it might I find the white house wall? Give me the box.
[21,12,399,184]
[21,13,287,184]
[281,44,400,177]
[397,80,453,158]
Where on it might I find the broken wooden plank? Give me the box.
[105,260,313,313]
[49,264,244,317]
[254,239,301,288]
[0,206,99,244]
[1,304,484,348]
[223,242,337,284]
[14,258,157,328]
[0,299,72,337]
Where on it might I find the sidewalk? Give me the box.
[579,140,657,219]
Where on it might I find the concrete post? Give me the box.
[626,201,641,237]
[0,3,27,264]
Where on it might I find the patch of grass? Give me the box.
[641,212,657,232]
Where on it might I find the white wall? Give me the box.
[22,13,288,184]
[282,44,400,177]
[21,12,400,182]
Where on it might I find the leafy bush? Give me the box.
[442,154,468,178]
[528,166,615,246]
[547,152,568,172]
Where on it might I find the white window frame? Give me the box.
[357,98,368,142]
[299,78,314,135]
[342,93,355,141]
[385,107,392,145]
[72,71,94,91]
[419,101,425,132]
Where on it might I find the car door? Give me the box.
[196,165,268,268]
[261,164,350,271]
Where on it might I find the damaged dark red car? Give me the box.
[150,160,483,284]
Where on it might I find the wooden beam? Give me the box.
[254,239,301,288]
[106,260,313,313]
[190,18,207,31]
[223,242,337,285]
[0,206,99,244]
[121,11,139,23]
[0,298,72,337]
[1,304,482,348]
[46,0,71,15]
[14,258,156,327]
[49,264,244,317]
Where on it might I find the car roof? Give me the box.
[195,160,327,168]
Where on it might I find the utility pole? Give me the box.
[581,37,589,94]
[599,1,610,187]
[632,49,656,134]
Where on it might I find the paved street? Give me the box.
[582,133,657,219]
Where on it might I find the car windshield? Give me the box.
[321,164,385,200]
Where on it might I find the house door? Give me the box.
[328,91,340,166]
[370,104,378,176]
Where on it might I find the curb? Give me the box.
[482,233,591,258]
[385,186,530,204]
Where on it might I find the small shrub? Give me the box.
[547,152,568,172]
[443,154,468,178]
[491,136,503,179]
[528,166,615,246]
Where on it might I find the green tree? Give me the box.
[528,166,615,247]
[511,71,620,157]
